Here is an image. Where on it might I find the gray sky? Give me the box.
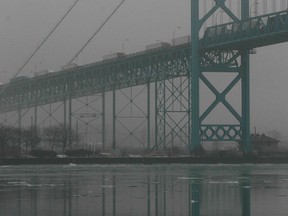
[1,0,288,138]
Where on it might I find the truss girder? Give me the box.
[113,85,149,149]
[201,50,240,72]
[0,46,191,113]
[202,10,288,51]
[201,124,241,141]
[199,49,243,142]
[155,77,190,151]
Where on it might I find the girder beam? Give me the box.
[0,46,191,113]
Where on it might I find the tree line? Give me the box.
[0,124,78,158]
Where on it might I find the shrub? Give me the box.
[65,148,94,157]
[30,150,57,158]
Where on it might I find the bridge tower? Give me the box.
[191,0,251,153]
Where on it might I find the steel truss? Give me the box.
[155,77,190,152]
[202,10,288,51]
[0,46,191,112]
[70,94,105,151]
[30,102,67,151]
[112,84,150,152]
[191,0,251,152]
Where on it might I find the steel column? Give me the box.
[147,83,150,150]
[63,99,67,152]
[191,0,200,152]
[68,96,72,148]
[34,106,37,136]
[190,0,252,152]
[113,88,116,151]
[154,82,158,151]
[18,109,22,148]
[241,0,252,152]
[102,91,105,151]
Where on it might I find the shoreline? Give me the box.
[1,156,288,165]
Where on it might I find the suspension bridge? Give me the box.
[1,0,288,154]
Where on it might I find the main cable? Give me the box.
[0,0,80,96]
[68,0,126,65]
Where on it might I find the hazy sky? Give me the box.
[1,0,288,139]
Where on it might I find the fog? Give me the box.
[1,0,288,140]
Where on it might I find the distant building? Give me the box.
[251,133,279,154]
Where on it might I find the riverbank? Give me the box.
[1,156,288,165]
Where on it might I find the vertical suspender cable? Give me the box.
[281,0,286,9]
[203,0,207,29]
[273,0,276,12]
[263,0,267,14]
[14,0,80,79]
[237,0,241,19]
[228,0,232,21]
[211,0,215,26]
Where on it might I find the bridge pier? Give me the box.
[191,0,200,153]
[241,0,252,153]
[155,76,190,153]
[190,0,252,153]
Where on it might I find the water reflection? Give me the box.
[1,164,288,216]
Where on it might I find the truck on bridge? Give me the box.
[145,42,171,51]
[33,69,54,77]
[9,76,30,83]
[102,52,126,61]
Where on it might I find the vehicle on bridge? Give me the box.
[33,69,54,77]
[171,35,191,46]
[9,76,30,83]
[102,52,126,61]
[61,63,78,70]
[145,42,171,51]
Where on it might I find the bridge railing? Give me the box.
[201,10,288,50]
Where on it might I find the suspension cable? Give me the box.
[15,0,80,78]
[0,0,80,97]
[68,0,126,65]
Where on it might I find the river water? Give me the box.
[0,164,288,216]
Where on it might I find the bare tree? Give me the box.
[43,124,78,152]
[43,125,65,151]
[21,128,40,155]
[0,125,21,158]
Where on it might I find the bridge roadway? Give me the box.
[0,44,191,112]
[1,9,288,113]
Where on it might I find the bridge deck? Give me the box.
[0,44,191,112]
[201,10,288,51]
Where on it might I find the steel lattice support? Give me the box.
[191,0,251,152]
[112,85,150,152]
[155,77,190,152]
[70,94,105,151]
